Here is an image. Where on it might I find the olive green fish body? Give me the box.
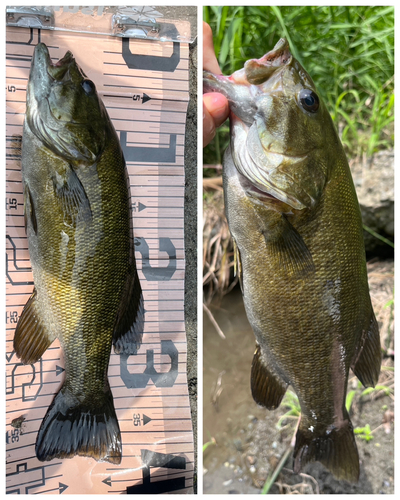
[204,39,381,482]
[15,43,144,464]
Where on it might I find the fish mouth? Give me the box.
[26,43,104,164]
[48,52,74,80]
[33,43,75,82]
[53,50,73,67]
[29,43,86,126]
[244,38,292,85]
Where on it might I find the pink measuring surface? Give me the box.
[6,26,194,494]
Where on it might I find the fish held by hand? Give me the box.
[204,38,381,482]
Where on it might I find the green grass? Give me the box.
[278,377,393,432]
[354,424,374,442]
[276,390,301,430]
[203,6,394,164]
[203,437,216,452]
[362,225,394,249]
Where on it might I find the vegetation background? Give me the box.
[203,5,394,166]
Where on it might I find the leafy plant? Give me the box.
[203,437,216,452]
[346,379,393,414]
[276,390,301,429]
[354,424,374,442]
[360,384,393,398]
[346,389,357,413]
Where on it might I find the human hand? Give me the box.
[203,22,229,147]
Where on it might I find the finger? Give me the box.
[203,93,229,129]
[203,22,221,74]
[203,93,229,147]
[203,102,216,147]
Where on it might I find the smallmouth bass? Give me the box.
[14,43,144,464]
[204,38,381,482]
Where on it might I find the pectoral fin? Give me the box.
[264,214,315,277]
[232,237,243,292]
[251,344,288,410]
[52,166,91,224]
[24,185,37,234]
[14,289,56,364]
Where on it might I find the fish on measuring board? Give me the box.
[14,43,144,464]
[204,38,381,482]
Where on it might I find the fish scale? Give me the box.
[204,38,381,482]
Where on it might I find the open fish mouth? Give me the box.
[47,53,74,80]
[53,50,73,66]
[203,40,324,212]
[31,43,87,94]
[26,43,105,164]
[33,43,75,82]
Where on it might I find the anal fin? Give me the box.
[351,309,382,387]
[14,289,56,364]
[251,344,288,410]
[113,269,144,355]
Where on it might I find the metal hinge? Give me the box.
[6,6,55,29]
[111,16,161,38]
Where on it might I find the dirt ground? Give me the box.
[203,259,394,494]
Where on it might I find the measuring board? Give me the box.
[6,25,194,494]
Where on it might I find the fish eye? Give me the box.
[81,79,95,94]
[299,88,319,113]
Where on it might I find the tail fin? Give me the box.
[35,383,121,464]
[293,412,359,483]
